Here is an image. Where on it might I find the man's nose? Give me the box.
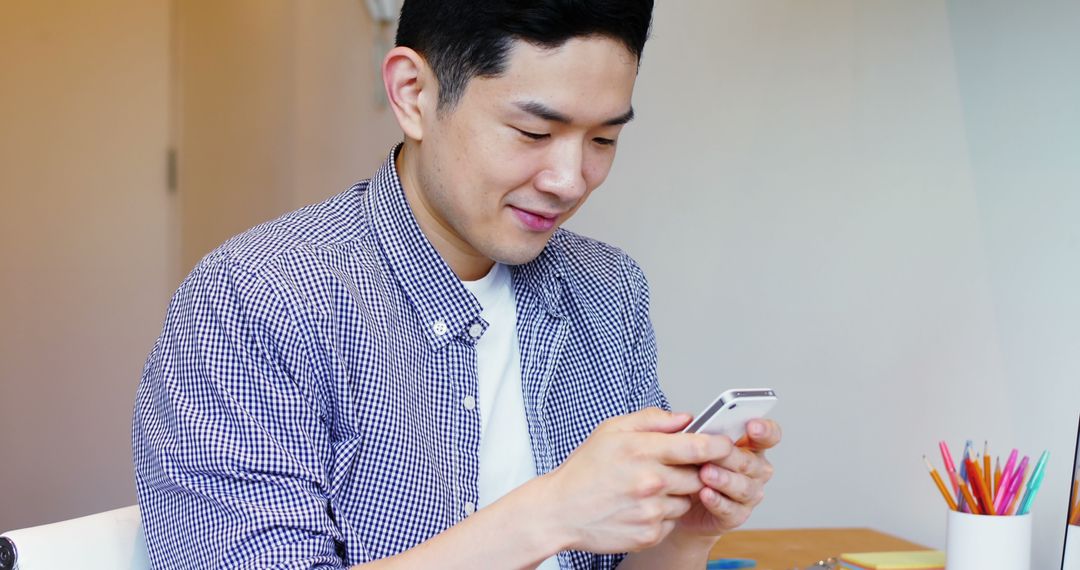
[533,140,587,200]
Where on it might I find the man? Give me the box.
[133,1,781,568]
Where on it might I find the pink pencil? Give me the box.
[997,449,1019,497]
[997,456,1030,515]
[939,441,961,494]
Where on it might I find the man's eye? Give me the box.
[515,128,550,141]
[593,137,616,146]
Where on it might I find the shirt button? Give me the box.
[464,502,476,515]
[432,320,448,336]
[462,395,476,410]
[468,323,483,339]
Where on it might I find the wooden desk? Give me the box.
[708,528,928,569]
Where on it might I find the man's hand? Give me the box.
[355,411,780,570]
[673,418,782,537]
[535,407,733,554]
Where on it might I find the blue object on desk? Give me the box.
[707,559,756,569]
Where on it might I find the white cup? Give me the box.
[946,510,1031,570]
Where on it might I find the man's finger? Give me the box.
[651,432,734,466]
[699,487,752,530]
[660,495,694,519]
[710,445,773,480]
[699,464,765,505]
[656,464,706,496]
[742,419,782,451]
[610,407,692,434]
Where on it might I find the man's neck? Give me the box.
[395,144,495,281]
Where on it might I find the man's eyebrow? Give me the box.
[603,107,635,126]
[515,101,572,124]
[513,100,635,126]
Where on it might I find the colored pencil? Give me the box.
[998,449,1019,497]
[966,458,996,515]
[924,456,959,511]
[994,454,1026,515]
[930,441,1049,517]
[1018,470,1046,515]
[939,441,961,495]
[946,469,964,512]
[993,456,1001,501]
[958,441,973,512]
[1069,480,1079,525]
[1017,451,1049,515]
[1016,451,1048,512]
[1005,464,1030,515]
[958,480,982,515]
[1067,479,1075,522]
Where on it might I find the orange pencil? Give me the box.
[994,457,1002,499]
[1071,485,1080,524]
[1069,480,1079,525]
[983,443,992,499]
[924,456,959,511]
[959,480,982,515]
[967,458,996,515]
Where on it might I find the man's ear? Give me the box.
[382,46,433,141]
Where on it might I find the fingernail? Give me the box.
[704,464,718,480]
[704,465,726,485]
[749,422,765,437]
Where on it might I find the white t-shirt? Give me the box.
[462,264,559,570]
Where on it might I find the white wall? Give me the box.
[946,0,1080,561]
[569,1,1080,566]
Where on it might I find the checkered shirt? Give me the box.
[132,147,669,569]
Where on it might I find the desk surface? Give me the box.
[709,528,928,569]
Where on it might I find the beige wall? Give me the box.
[292,1,402,208]
[1,0,400,532]
[177,0,401,276]
[0,0,172,530]
[176,0,296,276]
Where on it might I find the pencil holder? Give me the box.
[945,510,1031,570]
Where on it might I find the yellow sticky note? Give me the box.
[839,550,946,569]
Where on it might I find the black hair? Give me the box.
[395,0,654,112]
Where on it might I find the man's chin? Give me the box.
[486,236,553,267]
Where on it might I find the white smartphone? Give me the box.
[683,388,778,442]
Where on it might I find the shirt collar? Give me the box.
[365,145,567,349]
[510,235,567,319]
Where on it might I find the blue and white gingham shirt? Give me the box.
[133,147,669,569]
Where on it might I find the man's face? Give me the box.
[402,36,638,276]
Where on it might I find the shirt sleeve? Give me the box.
[133,255,344,569]
[622,254,671,413]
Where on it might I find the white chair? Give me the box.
[0,505,150,570]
